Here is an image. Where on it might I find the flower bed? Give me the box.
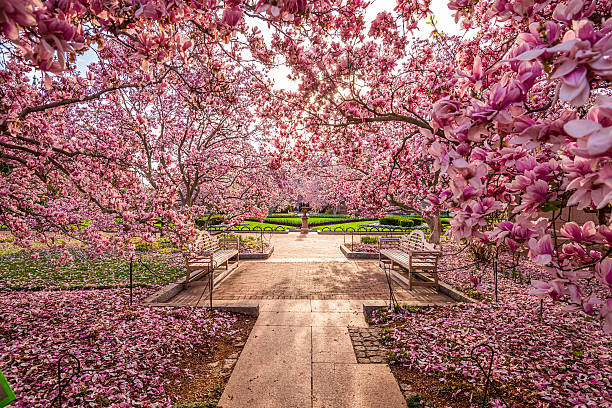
[0,288,251,407]
[371,243,612,407]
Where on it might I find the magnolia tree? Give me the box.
[84,45,284,247]
[258,0,612,331]
[427,0,612,332]
[2,0,611,330]
[0,0,309,254]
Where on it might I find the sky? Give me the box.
[75,0,462,90]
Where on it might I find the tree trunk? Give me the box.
[425,212,441,246]
[598,207,611,226]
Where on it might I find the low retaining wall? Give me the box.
[339,245,379,259]
[237,247,274,260]
[420,275,478,303]
[145,282,183,304]
[145,262,241,304]
[390,270,477,304]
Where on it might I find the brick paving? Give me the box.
[161,232,455,303]
[212,261,450,301]
[348,327,387,364]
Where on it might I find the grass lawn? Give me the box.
[311,221,428,231]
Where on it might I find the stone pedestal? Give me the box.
[300,207,309,234]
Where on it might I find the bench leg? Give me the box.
[408,269,413,290]
[209,265,213,310]
[185,261,191,289]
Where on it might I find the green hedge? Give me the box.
[265,213,351,219]
[379,215,423,227]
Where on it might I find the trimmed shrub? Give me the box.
[380,215,423,227]
[380,216,399,226]
[399,219,413,227]
[361,236,378,244]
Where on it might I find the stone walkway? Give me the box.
[206,232,453,407]
[218,300,407,408]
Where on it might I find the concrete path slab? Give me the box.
[219,325,312,408]
[259,299,312,312]
[219,360,311,408]
[219,301,407,407]
[311,299,364,313]
[312,326,357,363]
[238,325,311,364]
[312,363,406,408]
[256,311,368,327]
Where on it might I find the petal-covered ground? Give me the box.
[0,234,270,290]
[0,235,185,291]
[373,242,612,408]
[0,288,245,407]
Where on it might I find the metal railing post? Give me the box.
[129,259,133,306]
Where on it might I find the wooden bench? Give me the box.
[379,230,441,290]
[185,230,239,287]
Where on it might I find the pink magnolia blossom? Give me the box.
[595,258,612,289]
[529,279,563,300]
[528,235,554,265]
[0,0,37,40]
[564,96,612,157]
[223,6,242,27]
[602,298,612,333]
[560,221,598,242]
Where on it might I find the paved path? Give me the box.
[211,261,450,301]
[208,233,453,407]
[218,300,407,408]
[207,231,452,302]
[242,231,348,261]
